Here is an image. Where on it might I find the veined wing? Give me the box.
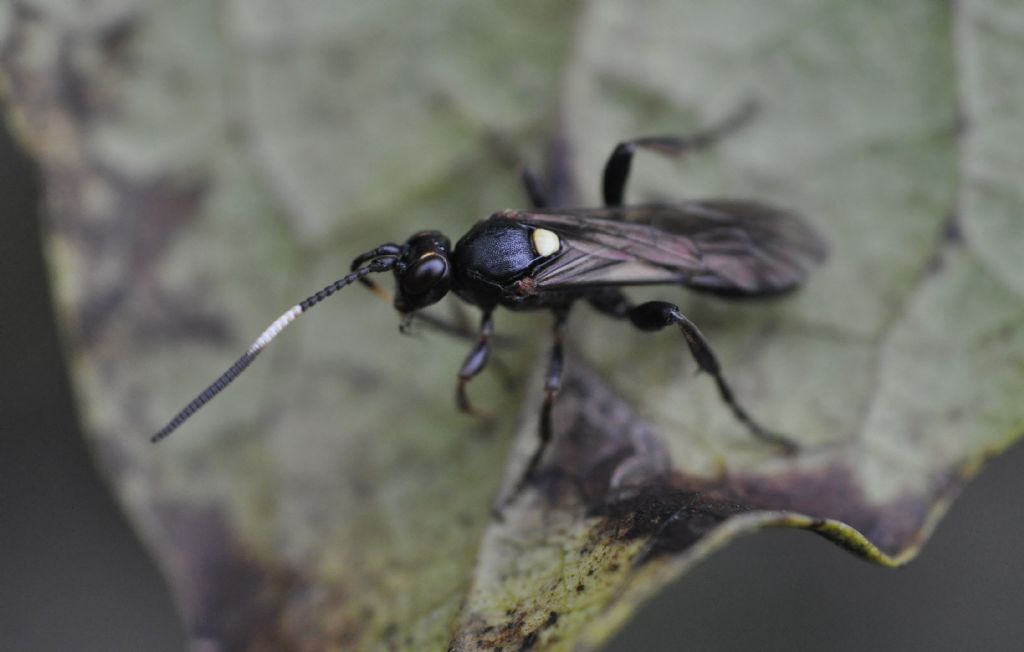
[512,201,828,297]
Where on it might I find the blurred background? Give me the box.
[3,86,1024,652]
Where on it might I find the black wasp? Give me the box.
[152,104,827,485]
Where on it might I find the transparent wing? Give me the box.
[514,201,828,297]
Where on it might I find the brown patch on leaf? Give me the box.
[586,464,953,565]
[927,210,965,274]
[679,465,957,558]
[154,503,367,650]
[526,357,672,507]
[155,503,298,649]
[1,6,229,350]
[455,608,562,652]
[68,172,219,348]
[590,488,750,562]
[526,357,954,565]
[48,169,221,349]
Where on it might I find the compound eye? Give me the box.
[401,254,449,295]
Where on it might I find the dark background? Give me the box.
[2,120,1023,652]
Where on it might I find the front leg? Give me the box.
[349,243,403,301]
[589,291,797,452]
[456,311,494,415]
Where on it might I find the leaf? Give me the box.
[2,1,1022,651]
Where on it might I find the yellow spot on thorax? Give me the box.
[531,228,560,257]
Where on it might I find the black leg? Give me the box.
[520,165,548,209]
[529,311,569,476]
[349,243,403,299]
[601,99,759,207]
[589,291,797,452]
[456,311,495,415]
[349,244,403,272]
[542,135,576,210]
[521,136,576,210]
[427,303,518,391]
[508,310,570,499]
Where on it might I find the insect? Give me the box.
[152,104,827,487]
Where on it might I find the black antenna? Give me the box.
[151,257,397,443]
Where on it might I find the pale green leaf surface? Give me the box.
[2,1,1022,650]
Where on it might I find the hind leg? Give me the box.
[589,290,797,452]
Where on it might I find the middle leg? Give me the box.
[601,100,758,208]
[511,308,570,496]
